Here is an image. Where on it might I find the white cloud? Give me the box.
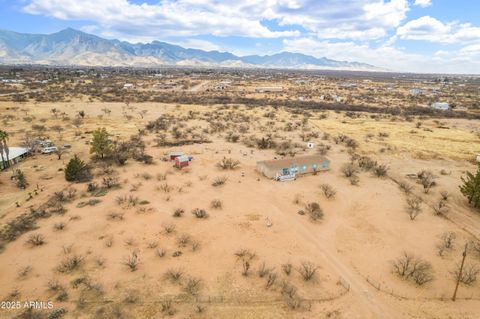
[274,0,409,40]
[23,0,409,41]
[413,0,432,8]
[283,37,480,73]
[397,16,480,43]
[23,0,299,39]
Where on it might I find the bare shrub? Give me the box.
[235,248,256,276]
[122,252,139,271]
[212,176,227,187]
[358,156,376,171]
[27,233,45,246]
[349,175,360,185]
[156,248,166,258]
[57,255,84,273]
[158,183,174,193]
[472,241,480,257]
[104,237,113,248]
[102,176,119,189]
[298,262,318,281]
[147,241,158,249]
[281,281,297,299]
[373,164,389,177]
[18,266,32,278]
[398,181,413,194]
[192,208,208,219]
[211,199,222,209]
[292,193,302,205]
[433,199,449,216]
[124,237,136,246]
[436,232,456,256]
[341,163,358,178]
[107,212,124,221]
[177,234,191,247]
[266,272,277,289]
[257,261,273,278]
[440,191,450,201]
[124,290,139,304]
[172,208,184,217]
[452,263,479,285]
[418,170,437,193]
[217,157,240,170]
[304,202,323,221]
[391,252,433,286]
[406,197,422,220]
[282,263,292,276]
[163,224,176,234]
[164,269,184,283]
[53,222,66,231]
[184,277,202,295]
[160,299,176,316]
[320,184,336,199]
[191,240,201,251]
[47,279,62,292]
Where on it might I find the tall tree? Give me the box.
[90,128,112,159]
[0,130,9,169]
[460,164,480,208]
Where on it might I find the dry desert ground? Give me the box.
[0,101,480,319]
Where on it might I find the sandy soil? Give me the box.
[0,101,479,319]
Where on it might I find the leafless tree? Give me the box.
[406,197,422,220]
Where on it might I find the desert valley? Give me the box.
[0,66,479,319]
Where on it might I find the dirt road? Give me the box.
[272,196,399,319]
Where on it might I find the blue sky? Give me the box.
[1,0,480,73]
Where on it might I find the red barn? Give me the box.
[174,155,190,168]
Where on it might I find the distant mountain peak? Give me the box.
[0,28,381,71]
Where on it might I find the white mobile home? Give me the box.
[0,147,30,170]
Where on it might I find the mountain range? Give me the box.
[0,28,380,71]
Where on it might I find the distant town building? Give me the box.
[431,102,450,111]
[409,88,423,95]
[123,83,134,90]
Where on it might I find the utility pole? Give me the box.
[452,243,468,301]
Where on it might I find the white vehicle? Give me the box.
[42,146,58,154]
[275,173,296,182]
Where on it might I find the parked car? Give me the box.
[41,146,58,154]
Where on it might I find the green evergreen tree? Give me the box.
[65,155,89,182]
[460,164,480,208]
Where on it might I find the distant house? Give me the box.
[256,155,330,179]
[0,147,30,170]
[255,86,283,93]
[476,154,480,163]
[431,102,450,111]
[123,83,134,90]
[409,88,423,95]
